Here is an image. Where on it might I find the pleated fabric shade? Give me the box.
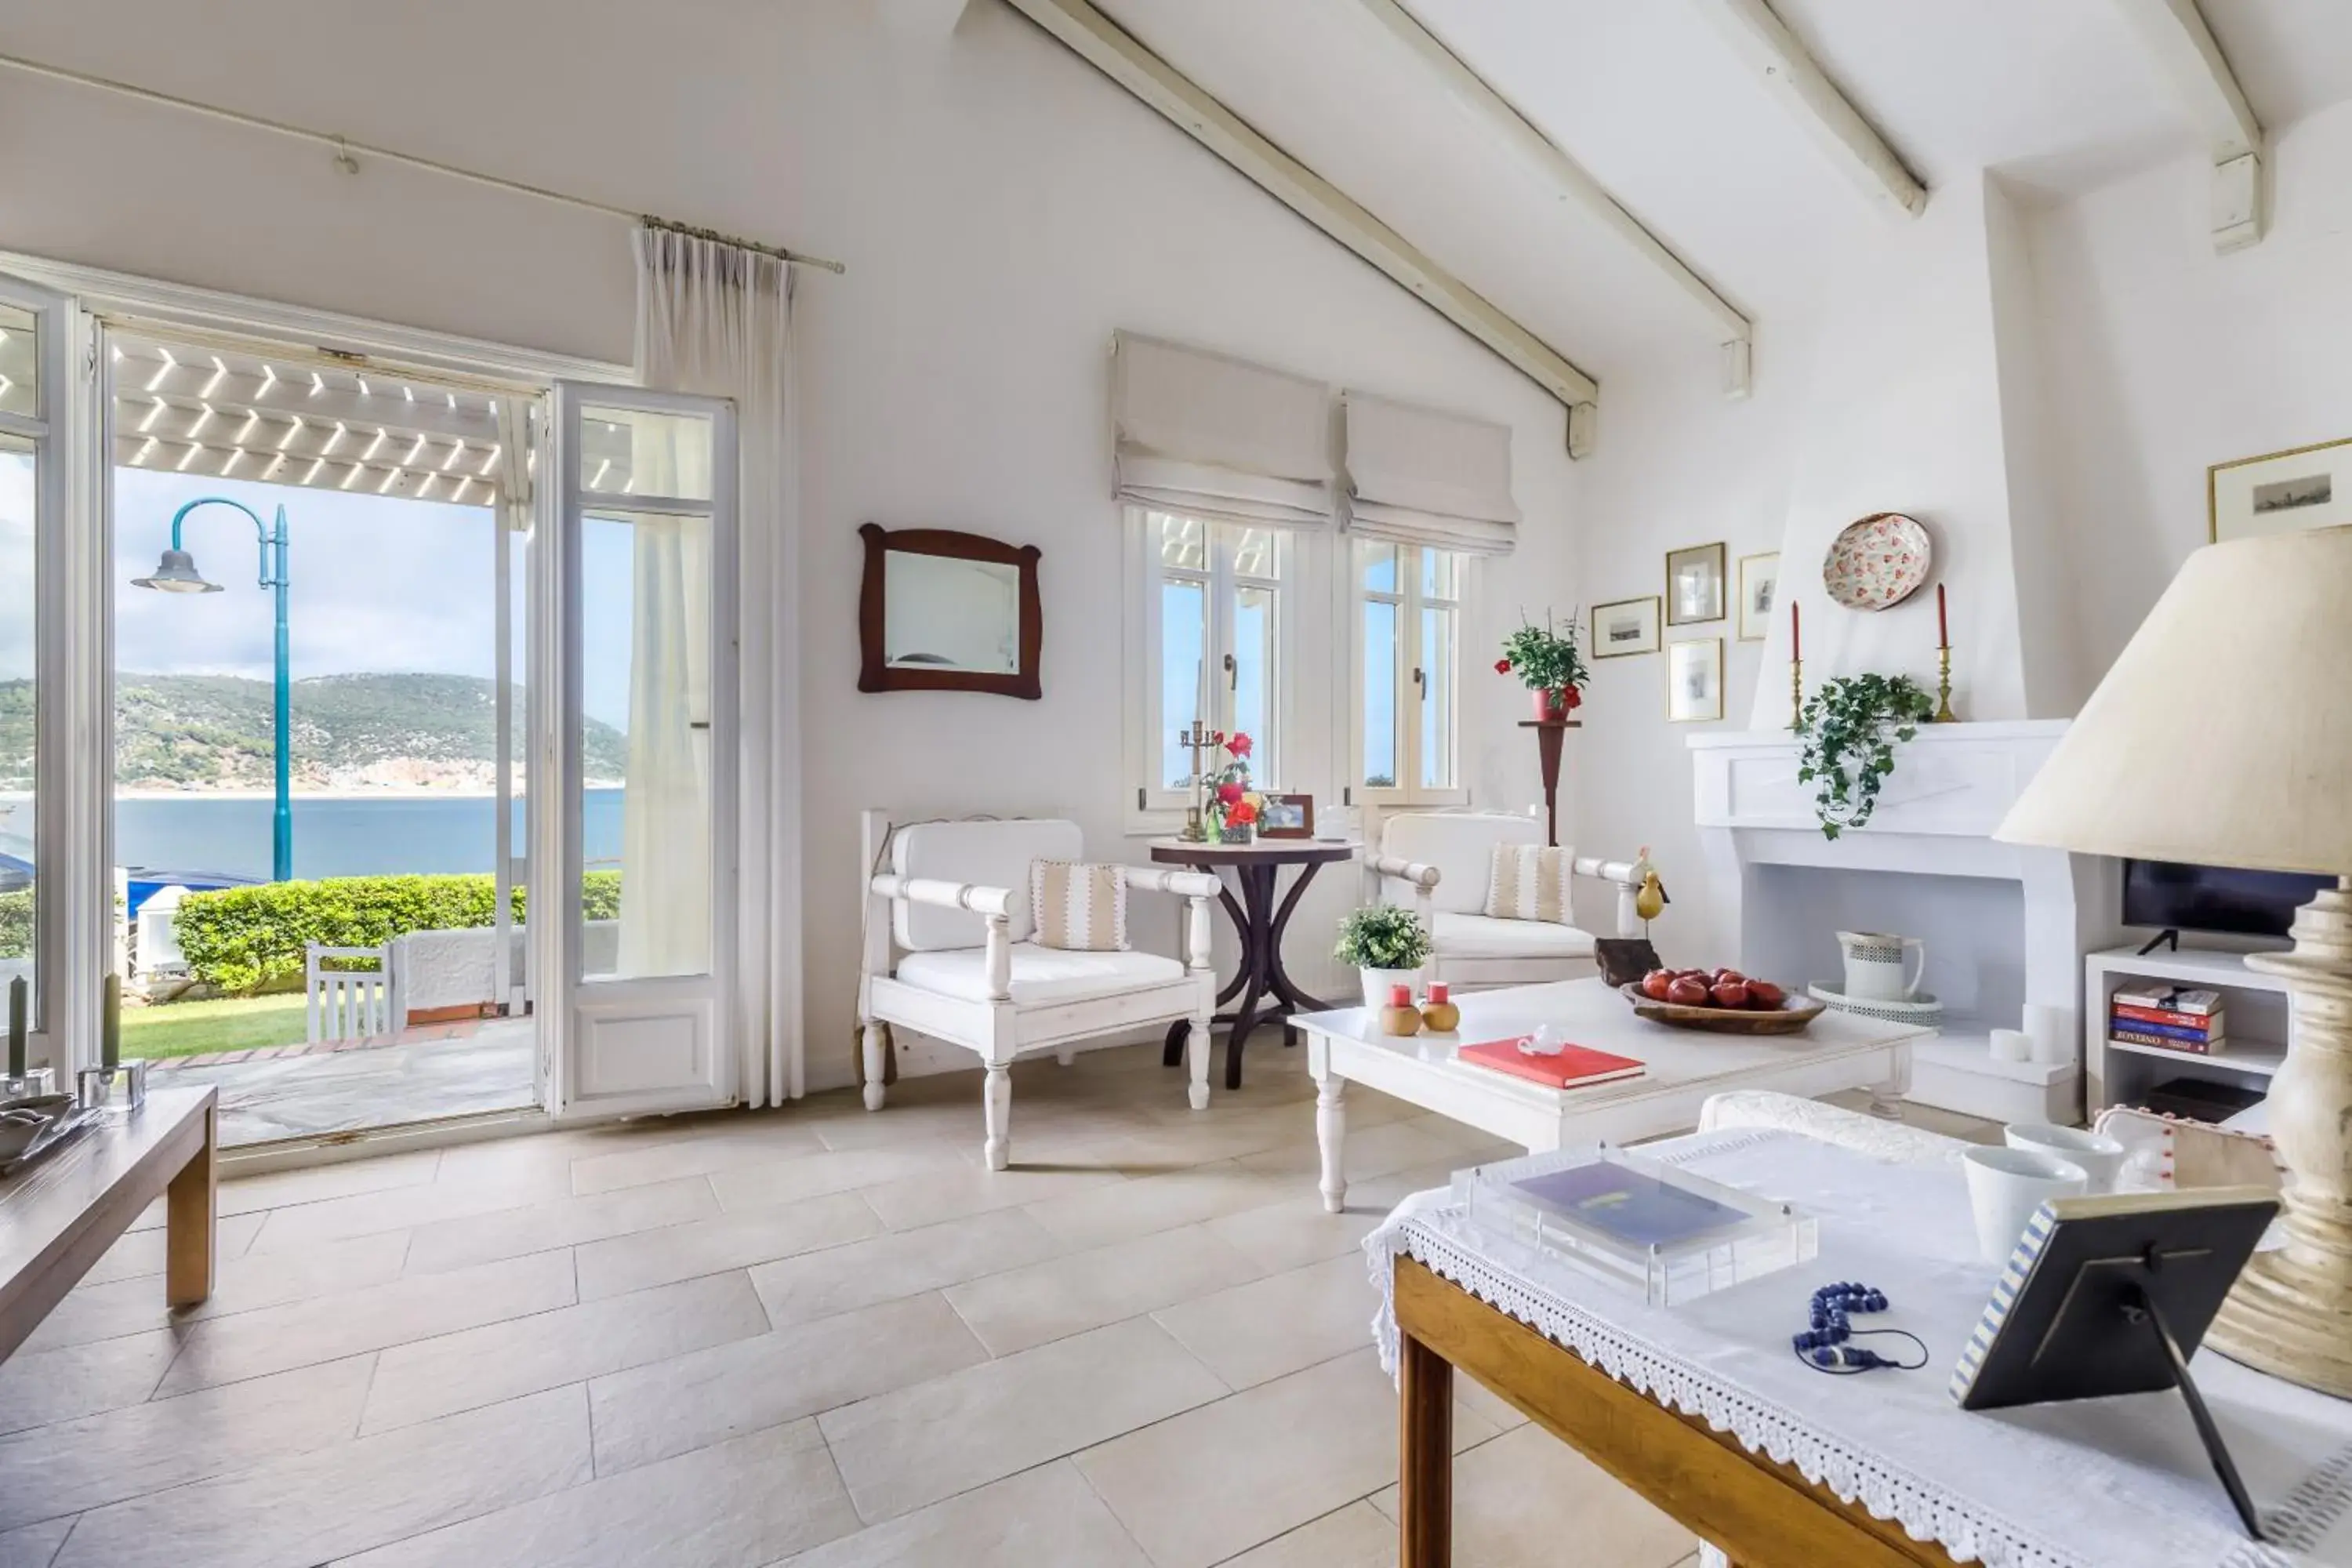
[1995,524,2352,877]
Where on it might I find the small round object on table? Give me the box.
[1822,512,1932,611]
[1617,982,1824,1036]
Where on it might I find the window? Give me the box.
[1139,510,1287,810]
[1356,541,1465,803]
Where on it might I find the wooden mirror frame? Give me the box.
[857,522,1044,699]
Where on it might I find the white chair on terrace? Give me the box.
[1362,811,1653,992]
[857,813,1221,1170]
[305,941,401,1044]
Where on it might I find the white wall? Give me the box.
[0,0,1581,1092]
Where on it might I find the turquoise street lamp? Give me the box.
[133,498,295,883]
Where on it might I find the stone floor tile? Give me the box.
[703,1139,969,1213]
[24,1230,412,1355]
[775,1460,1151,1567]
[1152,1252,1381,1388]
[572,1189,878,1301]
[747,1205,1065,1329]
[1219,1501,1397,1567]
[942,1223,1262,1356]
[401,1174,719,1275]
[1369,1424,1697,1567]
[0,1330,179,1436]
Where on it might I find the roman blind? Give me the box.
[1341,391,1520,556]
[1112,332,1334,530]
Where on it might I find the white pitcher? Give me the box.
[1837,931,1926,1002]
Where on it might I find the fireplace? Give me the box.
[1689,720,2120,1123]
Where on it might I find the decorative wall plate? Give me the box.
[1821,513,1931,611]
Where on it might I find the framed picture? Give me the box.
[1665,542,1726,626]
[1667,637,1724,724]
[1258,793,1315,839]
[1737,552,1779,641]
[2209,437,2352,541]
[1590,595,1661,659]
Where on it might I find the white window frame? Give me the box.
[1123,506,1299,834]
[1348,540,1472,811]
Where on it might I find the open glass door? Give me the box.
[539,383,737,1120]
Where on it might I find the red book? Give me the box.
[1459,1037,1645,1090]
[2112,1004,2222,1033]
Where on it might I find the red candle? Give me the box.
[1790,599,1801,662]
[1936,583,1949,649]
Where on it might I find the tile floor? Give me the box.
[0,1038,1988,1566]
[147,1018,538,1147]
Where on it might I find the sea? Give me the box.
[111,788,626,884]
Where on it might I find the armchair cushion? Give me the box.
[895,943,1185,1007]
[1029,861,1128,952]
[1430,911,1594,960]
[891,818,1083,950]
[1380,812,1541,914]
[1482,843,1576,924]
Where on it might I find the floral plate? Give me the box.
[1822,513,1931,611]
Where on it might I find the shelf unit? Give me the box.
[2083,944,2290,1117]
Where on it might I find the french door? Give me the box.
[535,382,739,1120]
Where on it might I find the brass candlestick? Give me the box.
[1933,644,1957,723]
[1789,656,1804,731]
[1176,720,1217,842]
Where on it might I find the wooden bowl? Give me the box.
[1617,982,1825,1036]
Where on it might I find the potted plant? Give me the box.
[1497,614,1590,721]
[1335,905,1433,1008]
[1203,732,1260,843]
[1795,673,1937,839]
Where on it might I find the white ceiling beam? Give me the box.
[1354,0,1755,400]
[996,0,1602,438]
[1688,0,1926,221]
[2108,0,2264,252]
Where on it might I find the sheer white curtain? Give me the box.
[633,225,800,1105]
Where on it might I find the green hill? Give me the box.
[0,673,627,789]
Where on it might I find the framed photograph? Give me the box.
[1590,595,1661,659]
[2209,437,2352,542]
[1258,793,1315,839]
[1736,552,1779,641]
[1667,637,1724,724]
[1664,543,1726,626]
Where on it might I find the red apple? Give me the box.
[1748,980,1788,1011]
[1666,975,1711,1007]
[1711,979,1751,1009]
[1641,969,1675,1001]
[1712,967,1746,985]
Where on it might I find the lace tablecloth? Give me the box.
[1366,1128,2352,1568]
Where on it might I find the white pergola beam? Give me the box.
[997,0,1602,430]
[2108,0,2264,251]
[1689,0,1926,220]
[1355,0,1754,398]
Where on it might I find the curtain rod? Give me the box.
[0,51,848,275]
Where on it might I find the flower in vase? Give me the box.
[1227,800,1258,827]
[1218,782,1244,806]
[1226,732,1253,758]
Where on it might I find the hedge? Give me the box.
[0,888,28,961]
[172,872,622,994]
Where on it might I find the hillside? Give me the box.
[0,673,628,790]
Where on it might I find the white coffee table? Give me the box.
[1294,976,1932,1213]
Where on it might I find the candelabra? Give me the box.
[1789,656,1804,731]
[1934,644,1957,723]
[1176,720,1218,842]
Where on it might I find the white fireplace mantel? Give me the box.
[1687,720,2120,1123]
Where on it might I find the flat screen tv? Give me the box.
[2123,859,2332,940]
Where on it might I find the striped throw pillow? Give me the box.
[1483,844,1575,924]
[1029,860,1129,952]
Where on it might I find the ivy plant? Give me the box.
[1334,905,1432,971]
[1795,673,1936,840]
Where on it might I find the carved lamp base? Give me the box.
[2203,881,2352,1399]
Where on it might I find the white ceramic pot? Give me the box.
[1962,1145,2088,1264]
[1837,930,1926,1002]
[2005,1123,2126,1195]
[1360,967,1420,1011]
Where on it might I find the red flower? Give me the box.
[1562,686,1583,710]
[1494,658,1512,675]
[1226,732,1254,758]
[1227,800,1258,826]
[1218,782,1244,806]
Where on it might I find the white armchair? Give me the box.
[1363,811,1652,992]
[857,812,1221,1170]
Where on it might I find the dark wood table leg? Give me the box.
[1223,865,1276,1089]
[1399,1330,1454,1567]
[165,1100,217,1308]
[1265,861,1333,1047]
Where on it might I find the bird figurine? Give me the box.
[1633,848,1668,935]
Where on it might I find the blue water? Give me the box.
[114,789,624,884]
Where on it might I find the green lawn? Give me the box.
[122,994,310,1061]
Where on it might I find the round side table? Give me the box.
[1149,837,1360,1090]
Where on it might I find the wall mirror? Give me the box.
[858,522,1043,699]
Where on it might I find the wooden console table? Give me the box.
[0,1086,218,1361]
[1392,1256,1959,1568]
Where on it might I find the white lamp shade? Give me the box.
[1996,524,2352,875]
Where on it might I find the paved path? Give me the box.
[150,1019,535,1147]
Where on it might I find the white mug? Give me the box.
[1962,1145,2087,1264]
[2004,1123,2125,1195]
[1838,931,1926,1003]
[1989,1028,2031,1063]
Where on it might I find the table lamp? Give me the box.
[1996,524,2352,1399]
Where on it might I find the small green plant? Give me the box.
[1496,613,1589,697]
[1795,673,1936,839]
[1334,905,1432,971]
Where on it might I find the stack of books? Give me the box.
[2109,984,2227,1057]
